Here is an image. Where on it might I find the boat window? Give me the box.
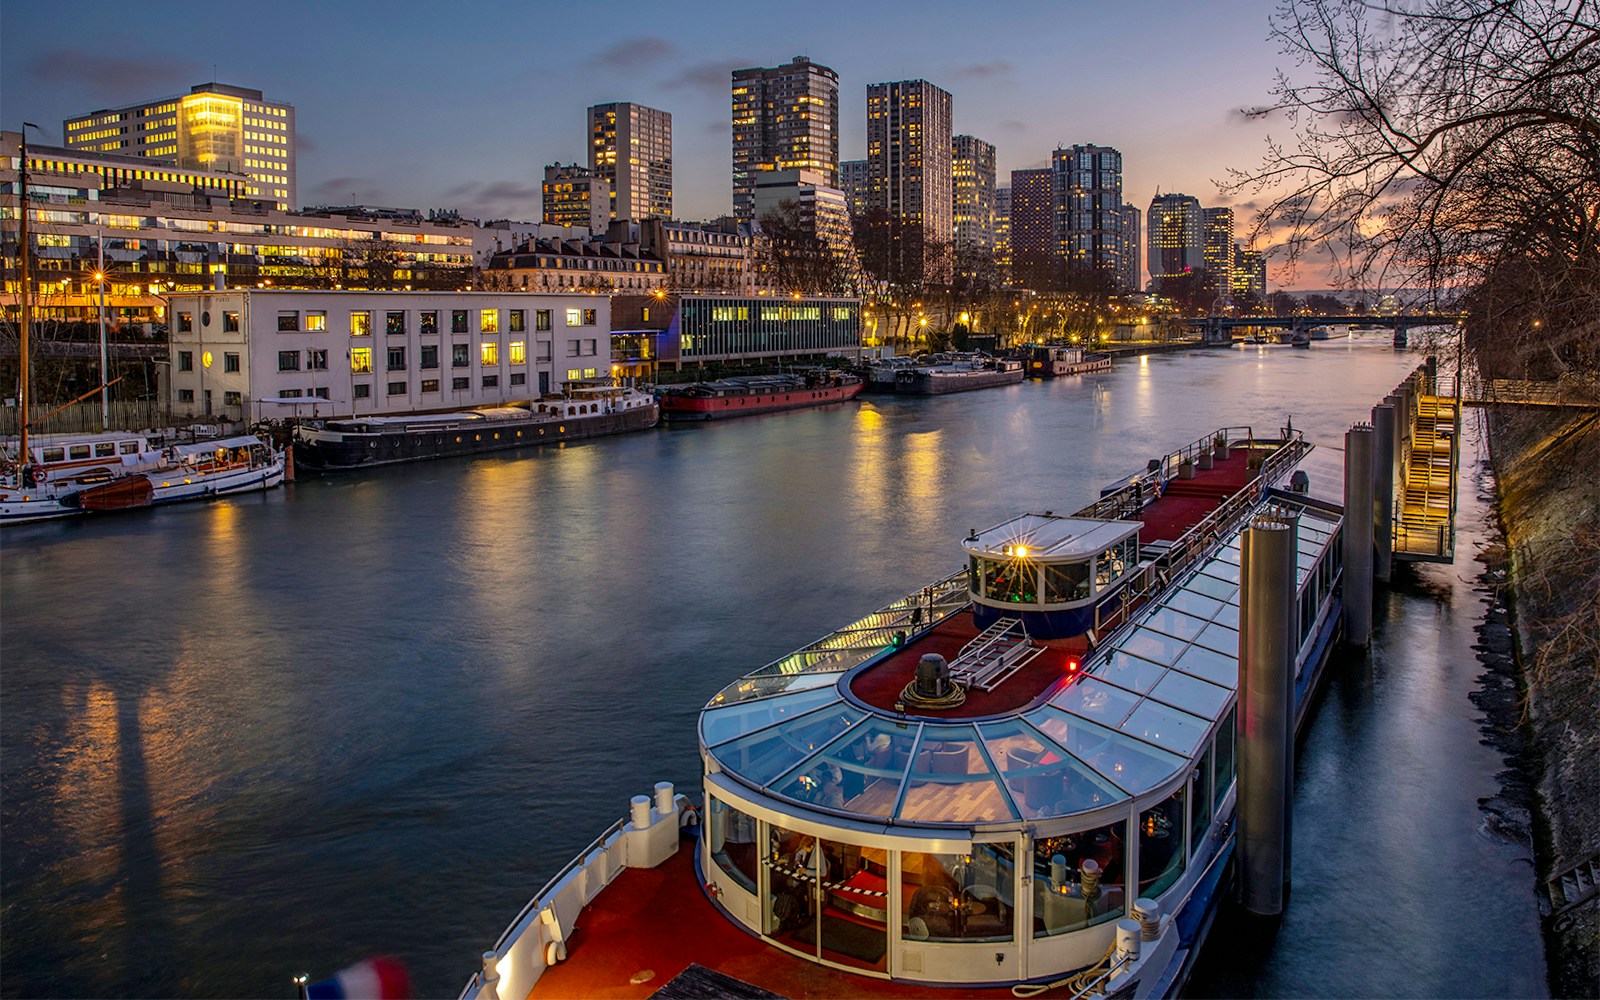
[1094,650,1168,693]
[1095,542,1130,589]
[1054,676,1140,728]
[1141,607,1209,644]
[1147,670,1231,720]
[1185,572,1239,602]
[118,441,140,455]
[1122,627,1188,666]
[1043,561,1091,603]
[980,718,1121,818]
[705,703,863,787]
[1122,699,1211,757]
[1192,621,1240,658]
[1138,788,1187,898]
[903,843,1016,943]
[95,443,116,457]
[1165,589,1226,623]
[706,670,843,707]
[42,448,65,463]
[69,445,91,460]
[1029,706,1185,794]
[981,557,1037,605]
[1190,743,1214,854]
[769,717,918,819]
[700,686,842,747]
[898,724,1016,824]
[707,796,758,893]
[1171,642,1235,687]
[1214,706,1237,799]
[1033,819,1127,937]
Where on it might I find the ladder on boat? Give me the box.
[948,617,1043,692]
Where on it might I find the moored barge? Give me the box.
[1027,345,1114,378]
[657,371,864,421]
[896,355,1025,394]
[461,425,1350,1000]
[292,384,658,472]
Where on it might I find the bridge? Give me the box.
[1184,313,1464,347]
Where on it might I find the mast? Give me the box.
[17,125,33,466]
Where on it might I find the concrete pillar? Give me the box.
[1237,509,1298,916]
[1371,403,1396,582]
[1342,424,1375,647]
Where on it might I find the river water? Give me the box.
[0,337,1546,998]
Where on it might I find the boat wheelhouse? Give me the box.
[462,427,1350,1000]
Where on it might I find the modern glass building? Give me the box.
[612,294,860,371]
[1051,145,1124,285]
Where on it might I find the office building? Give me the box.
[64,83,296,209]
[1146,192,1205,283]
[994,185,1012,280]
[1052,144,1125,286]
[752,169,858,287]
[1202,207,1236,300]
[542,163,610,232]
[1009,167,1054,288]
[1233,245,1267,299]
[588,102,672,221]
[865,80,953,278]
[731,56,840,224]
[952,134,997,253]
[839,158,870,218]
[612,293,861,371]
[1119,203,1142,292]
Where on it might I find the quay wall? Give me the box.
[1487,406,1600,996]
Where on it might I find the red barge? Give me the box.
[657,371,864,421]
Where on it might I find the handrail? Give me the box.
[490,815,628,953]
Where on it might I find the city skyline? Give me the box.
[1,0,1316,282]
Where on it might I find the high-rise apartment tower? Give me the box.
[1202,207,1236,300]
[866,80,953,278]
[1052,144,1124,285]
[731,56,839,224]
[1009,168,1054,288]
[1146,192,1205,283]
[588,102,672,222]
[952,134,997,253]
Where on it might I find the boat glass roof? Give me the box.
[699,501,1344,828]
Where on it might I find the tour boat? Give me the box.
[1027,345,1114,378]
[896,354,1026,394]
[460,426,1350,1000]
[291,384,658,471]
[1,431,166,524]
[657,370,864,421]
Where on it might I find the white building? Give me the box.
[164,290,615,424]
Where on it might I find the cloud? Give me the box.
[704,120,730,136]
[30,49,200,101]
[951,60,1012,81]
[661,60,736,96]
[587,37,676,70]
[438,179,541,216]
[296,133,319,154]
[308,176,389,205]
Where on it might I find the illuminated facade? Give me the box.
[1146,193,1204,283]
[1202,207,1235,300]
[163,290,611,422]
[839,158,870,218]
[866,80,953,279]
[1232,245,1267,300]
[612,293,860,371]
[952,134,996,253]
[588,102,672,222]
[731,56,840,224]
[1052,144,1124,285]
[1119,203,1142,292]
[64,83,296,209]
[483,234,666,293]
[543,163,610,232]
[1009,168,1054,288]
[994,185,1012,279]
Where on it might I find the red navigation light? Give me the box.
[1066,658,1080,674]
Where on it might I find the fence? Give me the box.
[1,399,177,437]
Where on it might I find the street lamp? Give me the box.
[94,232,108,430]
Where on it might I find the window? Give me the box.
[1033,819,1126,937]
[224,352,240,372]
[452,376,470,390]
[566,308,582,326]
[451,309,469,333]
[583,367,598,378]
[1138,789,1187,898]
[509,341,526,364]
[535,309,552,331]
[510,372,526,386]
[223,391,242,405]
[353,383,371,399]
[421,378,440,393]
[567,341,581,357]
[481,308,499,333]
[709,798,758,893]
[420,344,439,370]
[178,351,193,371]
[350,347,372,374]
[642,307,650,322]
[178,312,193,332]
[583,308,597,325]
[452,344,469,368]
[387,346,406,371]
[178,388,195,403]
[350,311,371,337]
[386,311,406,336]
[308,349,328,371]
[420,310,438,335]
[584,339,597,356]
[223,310,240,332]
[277,310,299,332]
[481,342,498,366]
[388,381,406,395]
[311,387,330,399]
[566,368,582,381]
[902,843,1016,942]
[537,340,552,361]
[509,309,526,332]
[305,310,327,332]
[482,374,499,388]
[278,350,300,372]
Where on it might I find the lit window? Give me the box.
[350,311,371,337]
[350,348,372,373]
[481,342,499,366]
[480,309,499,333]
[509,341,526,365]
[565,308,582,326]
[306,311,327,332]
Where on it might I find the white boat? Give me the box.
[1,431,166,524]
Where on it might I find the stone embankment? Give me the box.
[1488,406,1600,996]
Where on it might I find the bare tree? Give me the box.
[1228,0,1600,382]
[756,201,851,297]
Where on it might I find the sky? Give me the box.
[1,0,1320,285]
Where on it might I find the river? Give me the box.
[0,336,1546,998]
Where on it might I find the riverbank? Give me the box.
[1487,405,1600,996]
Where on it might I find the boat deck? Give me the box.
[527,834,1075,1000]
[1135,450,1255,543]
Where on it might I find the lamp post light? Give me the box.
[94,233,108,431]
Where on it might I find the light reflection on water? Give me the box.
[2,338,1538,997]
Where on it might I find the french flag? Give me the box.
[305,957,410,1000]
